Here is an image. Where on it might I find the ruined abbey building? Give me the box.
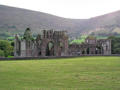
[14,28,68,57]
[14,28,111,57]
[69,36,111,55]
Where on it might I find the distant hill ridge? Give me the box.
[0,5,120,38]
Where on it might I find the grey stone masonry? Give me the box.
[14,29,111,57]
[14,29,68,57]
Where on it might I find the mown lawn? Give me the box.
[0,56,120,90]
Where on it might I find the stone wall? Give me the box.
[14,29,111,57]
[69,37,111,56]
[14,29,69,57]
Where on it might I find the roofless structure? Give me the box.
[14,28,111,57]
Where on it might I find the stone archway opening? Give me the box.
[46,42,54,56]
[82,50,85,54]
[96,46,101,54]
[59,42,64,56]
[38,51,41,56]
[87,48,90,54]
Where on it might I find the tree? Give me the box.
[108,36,120,54]
[0,40,13,57]
[23,28,34,41]
[0,50,4,57]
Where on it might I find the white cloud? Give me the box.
[0,0,120,19]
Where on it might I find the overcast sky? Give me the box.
[0,0,120,19]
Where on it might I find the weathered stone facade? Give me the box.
[69,36,111,55]
[14,28,68,57]
[14,29,111,57]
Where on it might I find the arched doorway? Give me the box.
[87,48,90,54]
[46,42,54,56]
[82,50,85,54]
[38,51,41,56]
[59,42,64,56]
[96,46,101,54]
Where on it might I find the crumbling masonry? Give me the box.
[69,36,111,55]
[14,28,68,57]
[14,29,111,57]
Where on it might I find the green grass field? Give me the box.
[0,56,120,90]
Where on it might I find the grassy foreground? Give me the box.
[0,56,120,90]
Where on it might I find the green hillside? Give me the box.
[0,56,120,90]
[1,5,120,39]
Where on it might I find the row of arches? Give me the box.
[80,46,103,55]
[38,41,64,56]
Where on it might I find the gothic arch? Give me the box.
[46,41,54,56]
[59,42,64,56]
[87,48,90,54]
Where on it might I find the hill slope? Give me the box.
[0,5,120,38]
[86,11,120,34]
[0,5,86,36]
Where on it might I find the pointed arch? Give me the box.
[46,41,54,56]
